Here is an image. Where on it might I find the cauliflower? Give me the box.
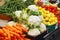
[7,21,16,26]
[28,15,42,26]
[15,11,22,18]
[28,5,38,11]
[22,13,28,19]
[28,28,40,37]
[40,23,46,32]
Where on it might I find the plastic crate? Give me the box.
[47,23,58,33]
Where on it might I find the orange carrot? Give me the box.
[14,25,22,31]
[4,37,8,40]
[9,25,21,33]
[5,25,13,31]
[2,28,11,40]
[5,25,23,36]
[8,30,20,37]
[6,25,21,34]
[16,24,28,32]
[20,34,26,37]
[13,25,23,34]
[5,25,14,31]
[24,38,30,40]
[10,33,13,37]
[19,37,24,40]
[0,29,3,33]
[21,26,28,32]
[0,23,30,40]
[0,37,4,40]
[0,29,6,36]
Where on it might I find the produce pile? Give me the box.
[0,21,30,40]
[12,4,58,36]
[42,5,58,13]
[42,5,60,26]
[37,6,57,25]
[13,5,47,37]
[0,0,59,40]
[35,0,59,26]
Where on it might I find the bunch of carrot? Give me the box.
[0,23,30,40]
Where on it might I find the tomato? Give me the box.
[58,20,60,26]
[43,5,58,14]
[55,11,60,16]
[49,9,52,12]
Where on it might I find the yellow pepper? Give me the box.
[37,6,57,25]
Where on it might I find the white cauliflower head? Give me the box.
[15,11,22,18]
[28,28,40,37]
[7,21,16,26]
[28,15,42,26]
[28,5,38,11]
[40,23,46,32]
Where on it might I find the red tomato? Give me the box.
[52,10,55,13]
[49,9,52,12]
[58,20,60,26]
[56,11,60,16]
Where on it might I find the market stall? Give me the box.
[0,0,59,40]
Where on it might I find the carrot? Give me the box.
[0,37,4,40]
[0,29,6,36]
[2,28,11,40]
[8,26,20,33]
[24,38,30,40]
[19,37,24,40]
[7,25,21,33]
[5,25,23,37]
[6,25,23,34]
[4,37,8,40]
[13,36,18,40]
[13,39,17,40]
[8,30,20,37]
[10,33,13,37]
[20,34,26,37]
[13,25,23,34]
[5,25,13,31]
[0,29,3,33]
[16,36,21,40]
[16,24,28,32]
[14,25,22,31]
[5,27,14,37]
[5,25,14,31]
[0,23,30,40]
[21,26,28,32]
